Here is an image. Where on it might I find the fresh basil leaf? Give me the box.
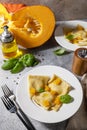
[54,48,66,55]
[60,94,74,103]
[38,88,45,93]
[11,61,24,74]
[2,58,18,70]
[66,34,74,40]
[20,54,39,67]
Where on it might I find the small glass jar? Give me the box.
[0,25,18,58]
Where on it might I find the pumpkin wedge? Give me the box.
[0,4,55,48]
[9,5,55,48]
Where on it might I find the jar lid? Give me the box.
[0,25,14,43]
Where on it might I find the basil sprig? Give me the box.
[1,53,39,74]
[54,48,66,56]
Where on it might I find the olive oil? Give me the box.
[0,25,18,58]
[2,39,18,58]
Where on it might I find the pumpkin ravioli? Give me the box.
[28,74,72,111]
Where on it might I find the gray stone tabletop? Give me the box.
[0,29,75,130]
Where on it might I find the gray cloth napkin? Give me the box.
[66,74,87,130]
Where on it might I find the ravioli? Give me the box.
[64,24,87,46]
[28,75,50,98]
[33,92,54,110]
[28,74,72,111]
[48,74,71,96]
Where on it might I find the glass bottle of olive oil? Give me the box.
[0,25,18,58]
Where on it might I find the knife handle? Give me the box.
[12,100,36,130]
[18,107,36,130]
[16,111,35,130]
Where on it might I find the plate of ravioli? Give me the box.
[55,20,87,51]
[16,65,83,123]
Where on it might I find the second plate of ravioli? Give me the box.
[16,65,83,123]
[55,20,87,51]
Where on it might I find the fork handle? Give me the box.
[11,100,36,130]
[16,111,36,130]
[19,108,36,130]
[12,100,36,130]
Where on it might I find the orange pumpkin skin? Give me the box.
[0,4,55,48]
[2,3,26,13]
[10,5,55,48]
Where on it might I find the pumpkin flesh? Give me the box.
[0,3,10,19]
[0,3,26,33]
[10,5,55,48]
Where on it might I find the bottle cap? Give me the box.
[0,25,14,43]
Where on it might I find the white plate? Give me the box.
[16,65,83,123]
[55,20,87,51]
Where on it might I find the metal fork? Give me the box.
[1,85,36,130]
[1,84,22,109]
[1,84,15,100]
[1,96,35,130]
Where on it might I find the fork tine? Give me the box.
[1,96,10,110]
[1,96,14,110]
[1,84,13,97]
